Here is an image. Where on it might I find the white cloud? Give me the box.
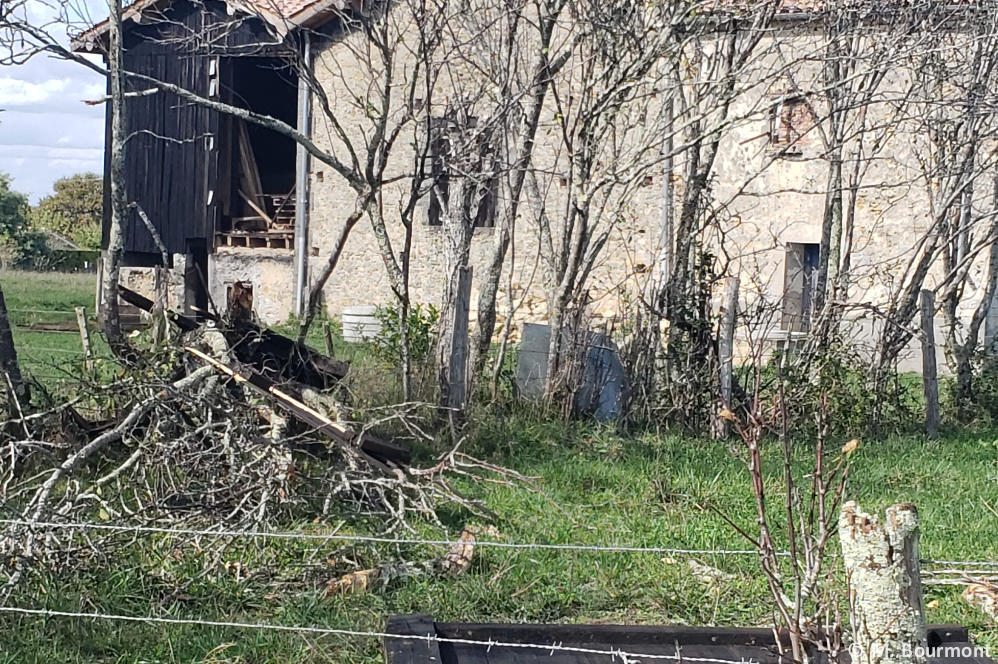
[0,78,69,106]
[0,0,109,202]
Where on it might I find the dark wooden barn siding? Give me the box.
[103,0,290,260]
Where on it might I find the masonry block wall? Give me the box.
[235,17,994,377]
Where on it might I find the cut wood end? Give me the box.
[840,500,877,533]
[326,568,380,595]
[885,503,919,536]
[438,528,477,576]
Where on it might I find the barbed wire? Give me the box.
[4,519,996,568]
[0,519,771,556]
[0,605,764,663]
[19,348,86,355]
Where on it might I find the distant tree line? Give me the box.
[0,172,103,270]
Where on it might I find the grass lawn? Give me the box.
[0,270,110,387]
[1,270,995,662]
[2,420,997,663]
[1,270,97,318]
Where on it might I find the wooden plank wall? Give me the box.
[105,0,290,259]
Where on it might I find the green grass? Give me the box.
[1,270,96,317]
[0,270,110,388]
[2,416,997,663]
[1,271,996,662]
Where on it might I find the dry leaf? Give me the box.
[841,439,859,456]
[326,568,380,595]
[963,582,998,620]
[926,599,940,610]
[718,408,737,423]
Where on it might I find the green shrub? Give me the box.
[371,302,439,368]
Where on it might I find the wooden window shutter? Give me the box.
[782,243,806,332]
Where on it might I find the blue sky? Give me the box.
[1,1,106,203]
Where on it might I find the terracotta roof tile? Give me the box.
[72,0,341,51]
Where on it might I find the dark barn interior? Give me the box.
[217,57,300,249]
[232,59,298,196]
[97,0,302,315]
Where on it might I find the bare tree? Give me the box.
[523,0,690,398]
[100,0,130,357]
[467,0,570,385]
[871,6,998,410]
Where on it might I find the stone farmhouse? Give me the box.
[75,0,996,371]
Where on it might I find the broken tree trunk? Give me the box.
[839,501,926,664]
[439,266,472,413]
[0,278,28,411]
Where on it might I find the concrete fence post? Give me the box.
[839,501,926,664]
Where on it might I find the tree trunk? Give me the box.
[468,42,570,385]
[0,279,28,411]
[436,171,477,411]
[839,501,927,664]
[297,205,365,343]
[815,154,843,315]
[920,290,940,439]
[544,298,566,397]
[100,0,132,361]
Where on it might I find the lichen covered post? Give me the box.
[839,501,926,664]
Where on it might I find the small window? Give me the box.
[782,242,819,332]
[427,120,450,227]
[426,115,497,229]
[769,97,811,154]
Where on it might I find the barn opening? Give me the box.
[217,57,299,250]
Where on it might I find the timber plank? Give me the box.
[398,619,990,664]
[384,614,441,664]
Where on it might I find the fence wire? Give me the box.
[0,605,764,664]
[5,518,998,567]
[0,519,770,556]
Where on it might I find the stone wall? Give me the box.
[235,20,995,370]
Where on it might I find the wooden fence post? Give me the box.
[839,501,926,664]
[447,266,473,412]
[151,267,168,347]
[75,306,93,372]
[920,290,939,439]
[713,276,739,439]
[322,320,335,357]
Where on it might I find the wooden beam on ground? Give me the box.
[118,285,199,332]
[384,614,441,664]
[184,347,409,470]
